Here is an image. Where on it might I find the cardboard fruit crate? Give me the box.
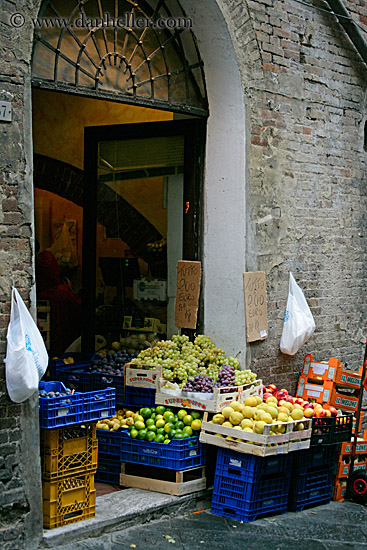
[120,463,206,496]
[332,478,347,501]
[301,354,341,382]
[124,363,162,389]
[41,423,98,480]
[335,365,363,389]
[329,386,360,412]
[155,378,263,413]
[335,459,367,479]
[296,378,334,404]
[42,472,96,529]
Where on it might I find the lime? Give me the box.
[174,432,184,439]
[156,427,165,436]
[156,418,165,429]
[155,414,164,421]
[145,430,156,442]
[164,439,171,444]
[163,411,174,421]
[140,408,151,419]
[168,428,177,439]
[191,419,202,431]
[191,411,201,420]
[183,426,193,436]
[150,413,156,421]
[164,422,175,433]
[146,418,155,428]
[130,429,139,439]
[148,424,157,433]
[183,414,193,426]
[134,420,146,431]
[154,434,165,443]
[134,414,144,423]
[137,429,147,440]
[177,409,187,420]
[182,432,191,438]
[175,421,185,431]
[156,406,166,415]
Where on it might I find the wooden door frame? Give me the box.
[82,118,206,350]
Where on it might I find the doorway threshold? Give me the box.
[40,487,212,549]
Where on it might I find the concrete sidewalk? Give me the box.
[38,491,367,550]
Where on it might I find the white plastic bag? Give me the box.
[5,287,48,403]
[280,273,315,355]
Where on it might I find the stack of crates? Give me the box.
[332,431,367,501]
[288,444,338,511]
[296,354,362,413]
[95,426,124,485]
[123,363,162,409]
[211,448,293,523]
[40,424,98,529]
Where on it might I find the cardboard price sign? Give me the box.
[243,271,268,342]
[175,261,201,329]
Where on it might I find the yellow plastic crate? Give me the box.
[41,424,98,480]
[42,473,96,529]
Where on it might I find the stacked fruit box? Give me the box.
[296,353,362,413]
[288,444,339,511]
[331,431,367,501]
[40,423,98,529]
[123,363,162,408]
[211,448,293,522]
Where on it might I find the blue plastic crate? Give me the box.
[83,387,115,422]
[95,453,121,485]
[39,381,116,428]
[51,353,95,380]
[212,470,291,523]
[56,366,94,393]
[92,372,125,405]
[96,428,125,457]
[292,444,338,474]
[124,386,156,408]
[215,448,292,483]
[120,431,205,470]
[39,381,84,429]
[288,465,333,512]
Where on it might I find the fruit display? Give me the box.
[82,351,138,384]
[133,334,257,389]
[262,383,338,418]
[207,396,307,438]
[146,238,167,253]
[97,406,203,443]
[39,387,73,399]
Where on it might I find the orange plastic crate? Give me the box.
[41,423,98,480]
[42,472,96,529]
[336,458,367,479]
[296,377,334,404]
[329,387,360,412]
[339,440,367,455]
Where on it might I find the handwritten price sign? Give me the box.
[174,260,201,329]
[243,271,268,342]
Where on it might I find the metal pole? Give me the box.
[325,0,367,66]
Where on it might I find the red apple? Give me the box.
[303,403,313,410]
[278,399,287,407]
[315,408,327,418]
[285,396,294,404]
[295,398,304,405]
[274,390,286,401]
[329,406,338,417]
[262,385,268,394]
[263,392,273,401]
[267,384,277,393]
[280,388,289,395]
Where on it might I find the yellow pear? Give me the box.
[254,409,266,421]
[222,421,233,428]
[213,414,225,425]
[222,406,234,419]
[243,427,254,433]
[230,401,242,411]
[255,395,263,405]
[262,413,273,424]
[244,396,257,407]
[267,406,278,419]
[241,418,253,429]
[278,406,290,415]
[243,406,256,419]
[230,411,244,426]
[266,396,278,405]
[254,421,266,434]
[277,412,289,423]
[291,409,304,421]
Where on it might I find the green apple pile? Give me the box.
[127,405,203,443]
[133,334,257,389]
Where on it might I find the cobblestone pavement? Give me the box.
[42,500,367,550]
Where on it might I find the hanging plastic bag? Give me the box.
[48,221,78,269]
[280,272,315,355]
[5,287,48,403]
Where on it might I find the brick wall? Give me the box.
[220,0,367,394]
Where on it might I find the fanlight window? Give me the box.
[32,0,208,115]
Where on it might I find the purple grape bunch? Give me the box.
[183,375,214,393]
[214,365,236,393]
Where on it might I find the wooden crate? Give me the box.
[155,378,263,413]
[119,463,206,496]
